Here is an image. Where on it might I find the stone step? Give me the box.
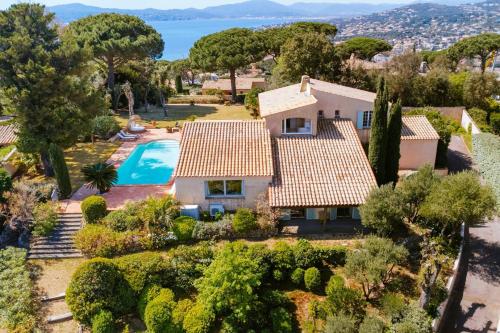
[47,313,72,323]
[50,226,81,232]
[30,243,77,250]
[28,252,83,259]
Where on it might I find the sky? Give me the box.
[1,0,413,10]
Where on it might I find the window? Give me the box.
[206,180,243,197]
[335,110,340,118]
[362,111,373,128]
[318,110,324,119]
[337,207,351,218]
[282,118,312,134]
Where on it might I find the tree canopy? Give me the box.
[337,37,392,60]
[67,13,164,93]
[274,31,338,83]
[0,3,103,174]
[448,33,500,72]
[190,28,263,102]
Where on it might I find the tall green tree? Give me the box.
[385,100,402,184]
[448,33,500,73]
[189,28,264,102]
[275,32,339,83]
[175,75,183,94]
[48,144,72,199]
[368,77,389,185]
[337,37,392,60]
[0,3,103,175]
[67,13,164,94]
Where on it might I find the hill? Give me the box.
[48,0,404,22]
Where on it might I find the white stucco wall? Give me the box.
[399,139,438,170]
[174,176,272,211]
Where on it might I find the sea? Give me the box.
[147,18,301,60]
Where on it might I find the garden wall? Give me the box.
[461,110,481,134]
[432,223,466,332]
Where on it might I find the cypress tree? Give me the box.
[175,75,183,94]
[368,77,389,185]
[48,143,72,199]
[386,100,402,185]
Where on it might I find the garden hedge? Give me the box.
[172,216,196,241]
[66,258,135,325]
[232,208,257,234]
[144,289,177,333]
[81,195,107,223]
[473,133,500,209]
[91,310,115,333]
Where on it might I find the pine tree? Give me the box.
[48,143,72,199]
[386,100,402,185]
[368,77,389,185]
[175,75,183,94]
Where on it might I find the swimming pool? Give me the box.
[116,140,180,185]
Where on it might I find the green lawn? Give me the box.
[64,141,120,191]
[115,104,253,128]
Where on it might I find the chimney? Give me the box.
[300,75,310,93]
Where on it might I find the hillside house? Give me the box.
[174,76,439,222]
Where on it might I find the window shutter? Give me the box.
[352,207,361,220]
[330,208,337,220]
[356,111,364,129]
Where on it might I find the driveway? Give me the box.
[444,136,500,332]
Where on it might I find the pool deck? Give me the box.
[61,129,181,213]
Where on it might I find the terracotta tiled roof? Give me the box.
[309,79,377,102]
[269,119,377,208]
[401,116,440,140]
[202,78,265,91]
[0,124,17,145]
[174,120,273,177]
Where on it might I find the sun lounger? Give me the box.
[120,130,139,138]
[117,132,137,141]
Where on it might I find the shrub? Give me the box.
[144,289,176,333]
[359,315,385,333]
[293,239,321,268]
[324,276,366,321]
[0,168,12,202]
[473,133,500,210]
[66,258,135,325]
[48,143,72,198]
[168,243,214,293]
[172,299,194,329]
[0,247,37,332]
[491,112,500,135]
[270,307,293,333]
[392,303,432,333]
[81,195,107,223]
[232,208,257,234]
[172,216,196,241]
[467,108,490,131]
[140,196,179,247]
[271,241,295,274]
[318,245,348,266]
[304,267,321,291]
[74,224,148,258]
[183,302,215,333]
[273,269,284,281]
[32,201,59,237]
[291,268,305,285]
[93,116,121,139]
[115,252,171,294]
[137,284,162,320]
[192,220,234,240]
[360,184,405,236]
[324,313,357,333]
[381,292,406,321]
[91,310,115,333]
[81,163,118,194]
[102,209,142,232]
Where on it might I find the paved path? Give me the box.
[444,136,500,332]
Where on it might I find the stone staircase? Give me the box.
[28,212,83,259]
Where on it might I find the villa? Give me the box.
[201,77,266,96]
[174,76,439,221]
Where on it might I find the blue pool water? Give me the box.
[116,140,180,185]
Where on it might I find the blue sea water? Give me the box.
[116,139,180,185]
[148,18,298,60]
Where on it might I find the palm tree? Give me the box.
[81,162,118,194]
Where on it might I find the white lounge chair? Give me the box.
[119,130,139,138]
[117,132,137,141]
